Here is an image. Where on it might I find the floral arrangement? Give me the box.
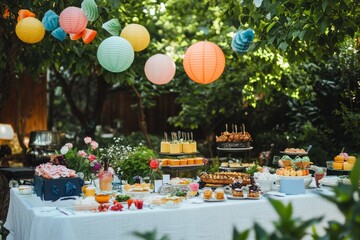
[149,158,162,181]
[98,137,136,175]
[99,137,157,183]
[35,162,76,179]
[52,137,102,180]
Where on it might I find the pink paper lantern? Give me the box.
[59,7,87,34]
[144,54,176,85]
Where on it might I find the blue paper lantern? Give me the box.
[42,10,59,31]
[231,28,255,53]
[51,27,67,41]
[97,36,134,73]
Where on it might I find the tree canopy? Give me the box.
[1,0,359,158]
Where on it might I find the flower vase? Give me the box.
[149,172,155,193]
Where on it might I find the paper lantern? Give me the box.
[231,28,255,53]
[183,41,226,84]
[97,36,134,73]
[17,9,35,22]
[144,54,176,85]
[82,28,97,44]
[42,10,59,31]
[120,24,150,52]
[59,7,87,34]
[51,27,67,41]
[16,17,45,44]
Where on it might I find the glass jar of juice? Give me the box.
[99,160,112,192]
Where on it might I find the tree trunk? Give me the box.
[130,84,152,149]
[51,66,109,139]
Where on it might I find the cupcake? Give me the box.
[280,155,293,167]
[215,188,225,200]
[203,188,213,199]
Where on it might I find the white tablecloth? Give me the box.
[5,186,344,240]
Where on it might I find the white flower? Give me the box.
[60,145,69,155]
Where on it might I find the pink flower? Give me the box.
[149,159,159,169]
[90,140,99,150]
[108,167,115,175]
[84,137,92,144]
[78,150,87,157]
[65,143,73,149]
[88,154,96,162]
[189,182,199,192]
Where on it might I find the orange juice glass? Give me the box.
[85,186,96,197]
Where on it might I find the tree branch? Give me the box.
[131,84,152,148]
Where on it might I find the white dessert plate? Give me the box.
[246,195,262,200]
[227,195,247,200]
[203,196,226,202]
[227,195,262,200]
[161,203,182,209]
[319,177,339,187]
[280,151,308,156]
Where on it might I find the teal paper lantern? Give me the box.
[97,36,134,73]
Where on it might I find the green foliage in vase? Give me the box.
[118,145,157,184]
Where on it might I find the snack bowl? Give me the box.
[279,175,312,188]
[95,193,111,204]
[18,185,33,195]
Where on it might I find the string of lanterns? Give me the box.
[13,1,254,85]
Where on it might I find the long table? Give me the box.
[5,185,344,240]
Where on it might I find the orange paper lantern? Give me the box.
[17,9,35,22]
[82,28,97,44]
[15,17,45,44]
[59,7,87,34]
[120,23,150,52]
[183,41,226,84]
[144,54,176,85]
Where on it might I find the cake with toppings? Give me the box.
[230,177,244,197]
[248,176,261,198]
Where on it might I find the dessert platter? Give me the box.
[216,124,252,149]
[200,172,250,185]
[280,148,308,156]
[202,187,226,202]
[219,161,255,171]
[160,158,204,167]
[160,132,197,154]
[329,151,357,171]
[160,196,184,209]
[227,176,262,200]
[122,183,151,199]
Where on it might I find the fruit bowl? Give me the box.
[95,193,111,204]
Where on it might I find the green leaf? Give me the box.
[317,21,328,33]
[278,42,289,51]
[232,227,249,240]
[350,157,360,190]
[322,0,329,11]
[342,0,351,6]
[266,22,277,33]
[253,223,269,239]
[298,30,306,40]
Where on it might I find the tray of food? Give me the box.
[200,172,250,185]
[280,148,308,155]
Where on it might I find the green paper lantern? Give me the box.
[97,36,134,73]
